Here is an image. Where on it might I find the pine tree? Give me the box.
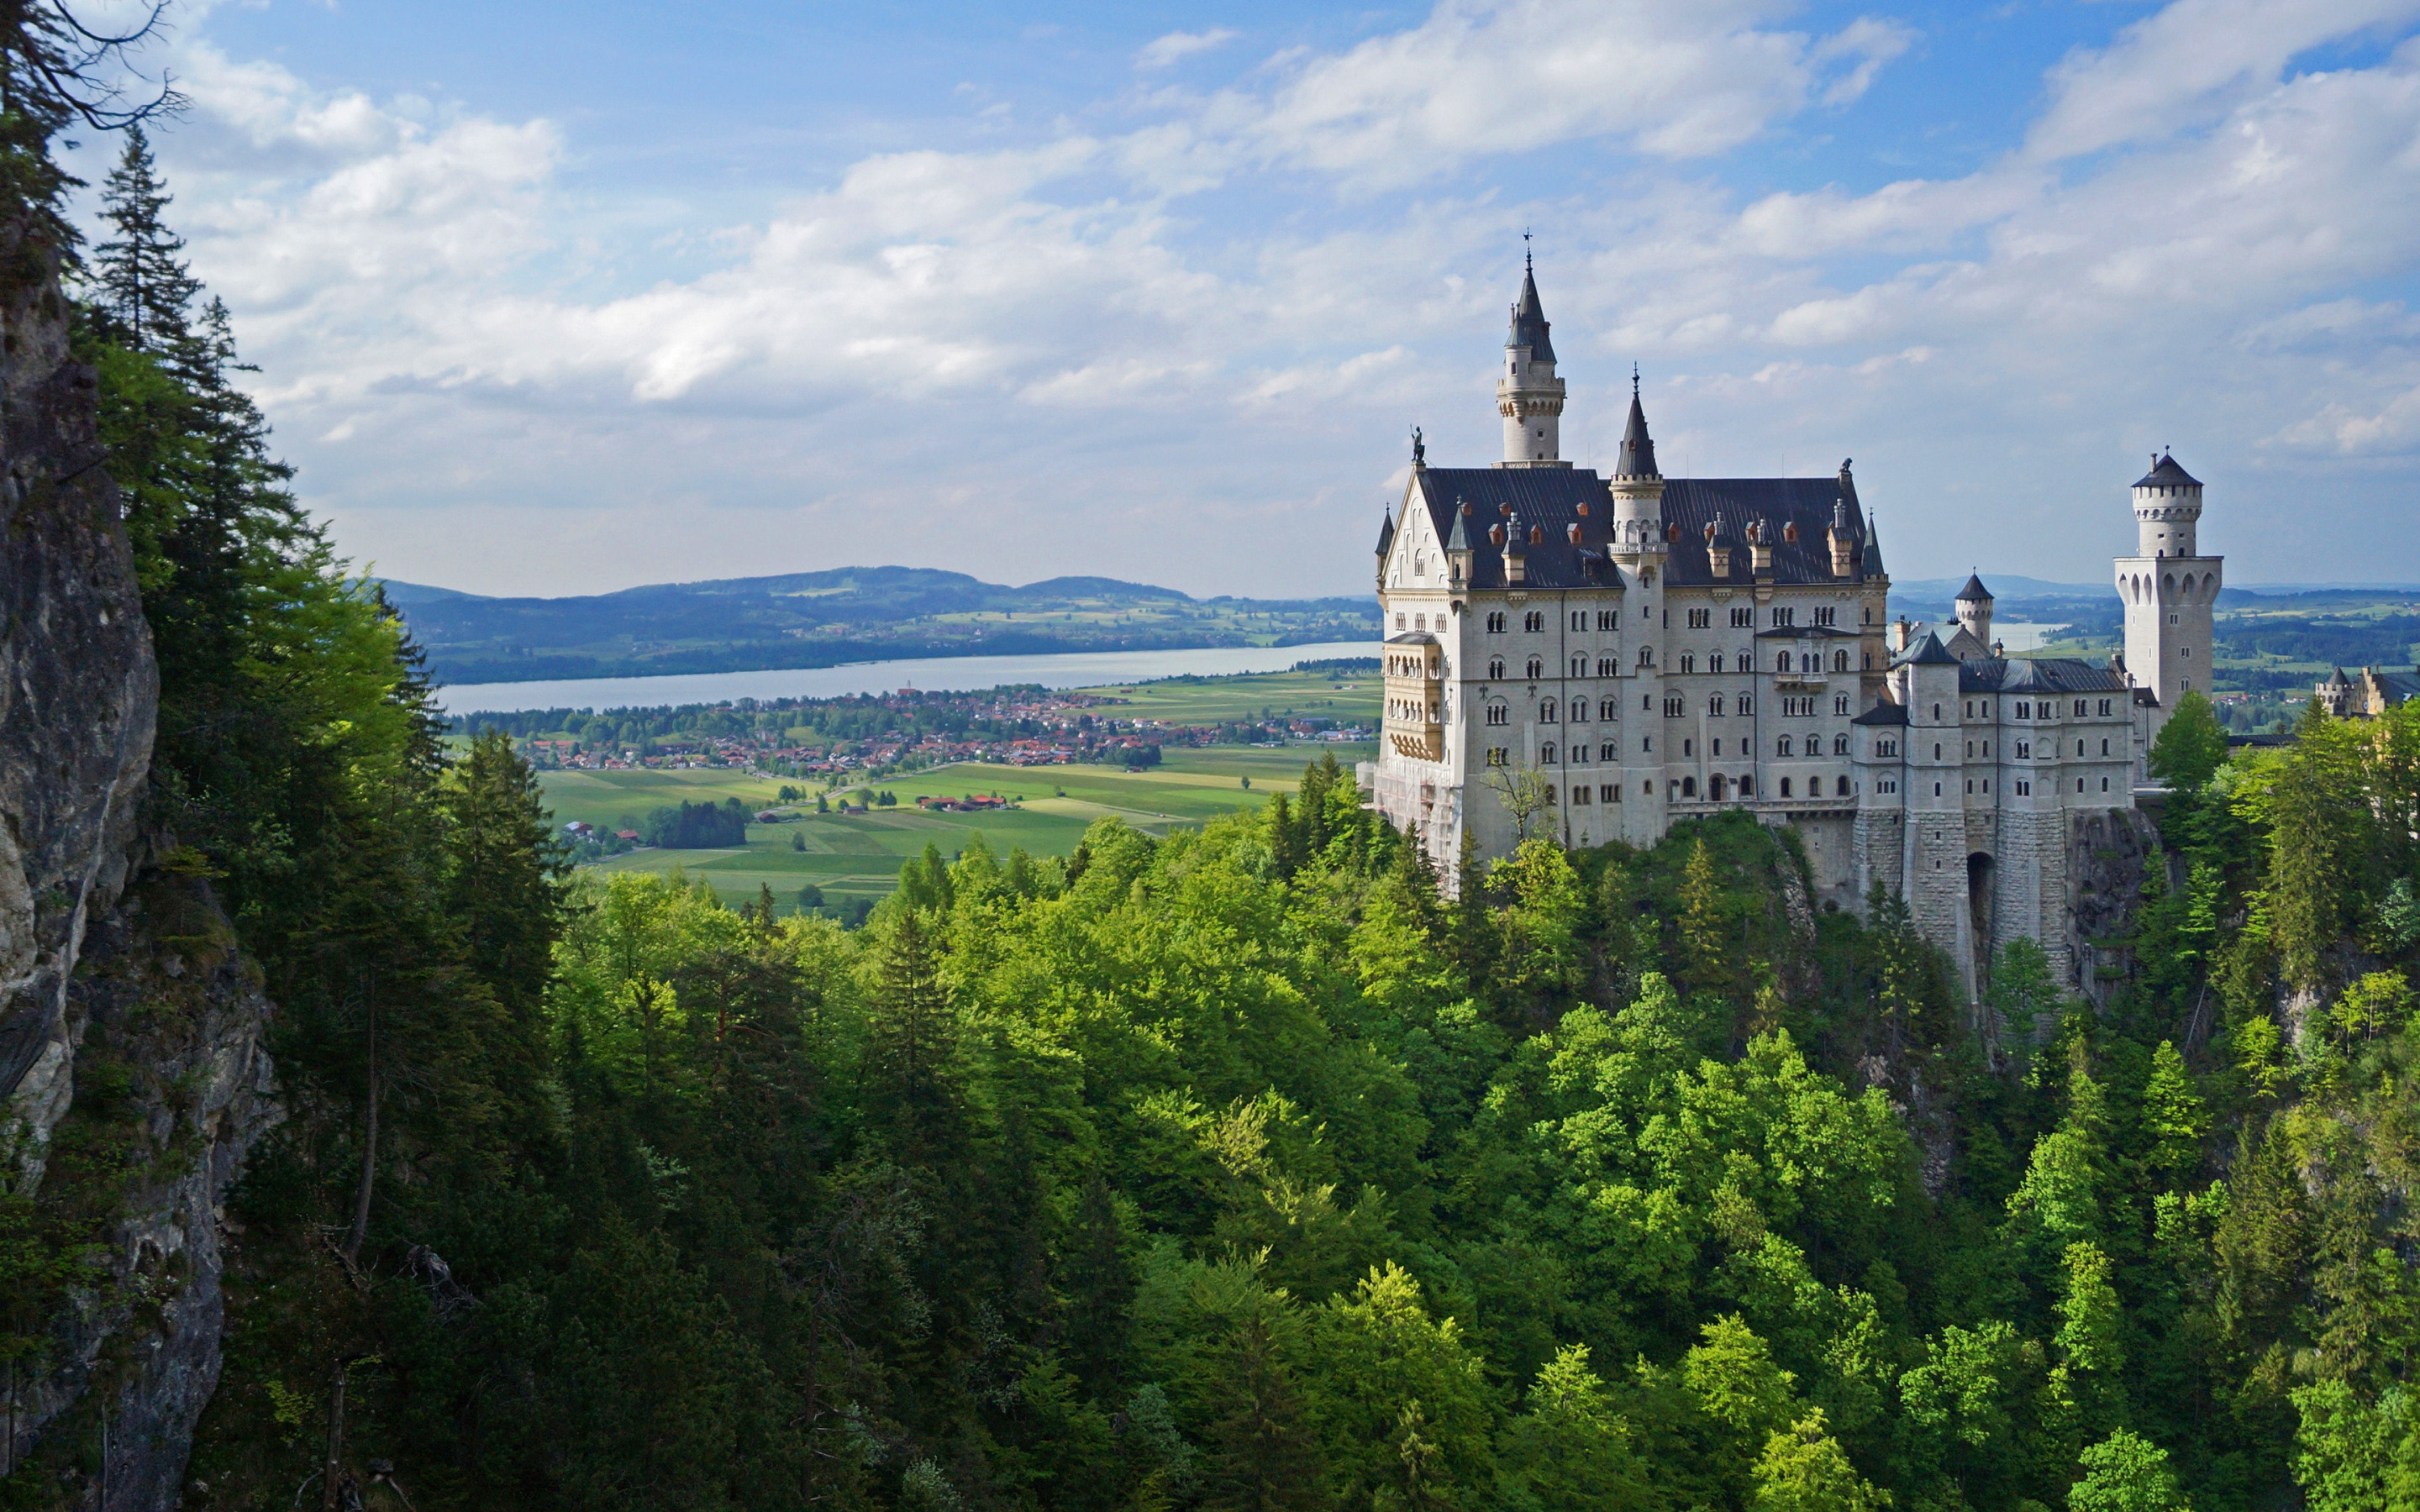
[863,910,964,1167]
[92,125,200,352]
[2140,1041,2207,1178]
[1198,1314,1325,1510]
[1678,838,1733,997]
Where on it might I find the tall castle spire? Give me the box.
[1495,249,1568,469]
[1614,367,1658,479]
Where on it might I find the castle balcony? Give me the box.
[1384,633,1446,762]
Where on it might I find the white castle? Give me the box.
[1364,260,2220,997]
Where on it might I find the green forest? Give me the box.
[18,42,2420,1512]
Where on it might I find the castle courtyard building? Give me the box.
[1366,263,2215,1000]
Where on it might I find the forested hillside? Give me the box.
[13,40,2420,1512]
[382,569,1376,685]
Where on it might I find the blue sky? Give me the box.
[87,0,2420,596]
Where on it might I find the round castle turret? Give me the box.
[2132,451,2202,557]
[1496,253,1568,469]
[1954,573,1993,649]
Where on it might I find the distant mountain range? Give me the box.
[379,565,1379,685]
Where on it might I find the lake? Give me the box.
[435,640,1378,715]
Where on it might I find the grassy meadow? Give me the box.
[540,669,1381,913]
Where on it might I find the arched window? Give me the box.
[1738,774,1754,797]
[1526,657,1544,679]
[1540,701,1558,723]
[1571,698,1588,722]
[1485,703,1508,727]
[1524,611,1545,633]
[1599,698,1618,720]
[1834,694,1849,715]
[1709,695,1724,717]
[1708,774,1725,801]
[1638,646,1655,667]
[1833,733,1849,754]
[1541,743,1558,764]
[1488,657,1504,680]
[1681,654,1696,673]
[1833,649,1849,671]
[1777,651,1791,673]
[1710,653,1725,673]
[1597,657,1616,676]
[1836,775,1850,796]
[1571,654,1588,676]
[1780,778,1793,796]
[1778,736,1793,756]
[1686,776,1702,798]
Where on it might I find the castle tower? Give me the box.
[2114,451,2221,752]
[1954,574,1994,650]
[1607,375,1667,843]
[1496,254,1568,469]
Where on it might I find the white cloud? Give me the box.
[1239,0,1914,183]
[1137,29,1238,70]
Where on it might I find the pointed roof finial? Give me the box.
[1632,362,1639,397]
[1523,227,1532,270]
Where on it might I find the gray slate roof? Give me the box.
[1615,392,1658,478]
[1403,464,1876,592]
[1661,478,1869,587]
[1957,658,2133,695]
[1852,701,1909,726]
[1956,573,1992,602]
[1507,265,1556,363]
[2134,452,2201,489]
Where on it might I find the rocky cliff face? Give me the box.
[0,216,278,1509]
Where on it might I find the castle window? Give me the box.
[1779,737,1793,756]
[1571,785,1590,805]
[1781,778,1793,796]
[1572,655,1588,677]
[1486,612,1507,633]
[1771,607,1795,627]
[1815,606,1834,626]
[2101,738,2109,755]
[1965,701,1973,718]
[1965,741,1973,757]
[1739,696,1753,716]
[1664,696,1684,717]
[1688,608,1711,628]
[1711,653,1725,673]
[1644,779,1653,793]
[2074,701,2086,717]
[1863,652,1873,669]
[2018,780,2029,795]
[1710,695,1724,717]
[1713,738,1723,755]
[1601,699,1617,719]
[1681,654,1696,673]
[2098,699,2112,717]
[1778,652,1791,673]
[1966,780,1973,794]
[2016,701,2029,718]
[1934,744,1942,760]
[2181,646,2191,657]
[1833,651,1849,671]
[1592,658,1611,676]
[1542,743,1557,762]
[1572,698,1589,722]
[1934,782,1942,796]
[1732,607,1754,627]
[2078,778,2086,792]
[1683,738,1694,756]
[1639,647,1655,667]
[1524,611,1545,633]
[1834,734,1848,754]
[1835,695,1849,715]
[1739,775,1754,797]
[1599,611,1618,631]
[1488,658,1504,680]
[1487,747,1509,765]
[1527,657,1544,679]
[1684,777,1699,797]
[1486,703,1508,727]
[1602,784,1620,803]
[2102,776,2109,791]
[1644,736,1652,752]
[1601,742,1617,761]
[1540,701,1558,723]
[1572,611,1588,631]
[2077,739,2086,757]
[2016,740,2030,759]
[1837,775,1851,796]
[1395,614,1406,629]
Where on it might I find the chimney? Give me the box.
[1504,511,1527,585]
[1704,519,1731,579]
[1827,496,1856,577]
[1749,518,1776,577]
[1891,616,1913,654]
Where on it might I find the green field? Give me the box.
[542,669,1381,912]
